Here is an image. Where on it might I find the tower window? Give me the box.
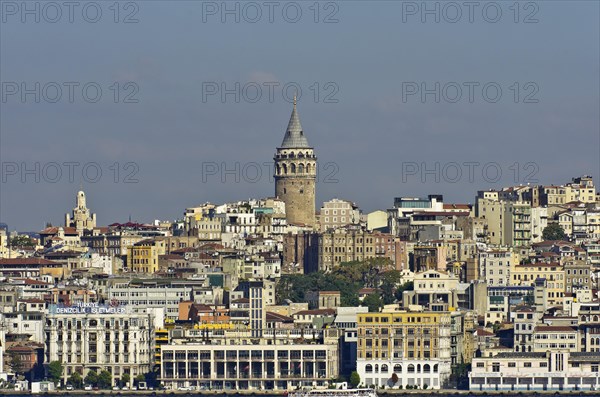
[284,188,287,194]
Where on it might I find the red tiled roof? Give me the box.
[266,311,293,322]
[534,326,577,333]
[39,227,78,235]
[294,309,336,316]
[0,258,60,266]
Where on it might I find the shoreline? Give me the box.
[1,391,599,396]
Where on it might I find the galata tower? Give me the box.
[274,98,316,227]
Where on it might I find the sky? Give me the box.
[1,1,599,231]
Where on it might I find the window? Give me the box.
[508,362,516,367]
[524,362,532,367]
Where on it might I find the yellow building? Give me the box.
[356,310,451,389]
[512,262,564,307]
[126,239,166,273]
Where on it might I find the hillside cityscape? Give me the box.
[0,102,599,393]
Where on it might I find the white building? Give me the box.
[44,303,154,385]
[470,351,600,391]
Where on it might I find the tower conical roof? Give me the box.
[280,98,310,148]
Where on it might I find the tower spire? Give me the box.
[280,98,310,148]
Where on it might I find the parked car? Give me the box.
[84,385,92,391]
[112,386,120,391]
[66,385,74,391]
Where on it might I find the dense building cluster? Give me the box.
[1,104,599,392]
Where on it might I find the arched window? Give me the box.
[594,315,599,322]
[298,152,304,158]
[276,164,281,175]
[417,364,421,373]
[306,164,311,173]
[365,365,372,373]
[423,364,430,373]
[393,364,402,373]
[298,164,304,173]
[407,364,415,373]
[291,164,296,174]
[374,364,379,373]
[433,364,438,373]
[381,364,388,373]
[289,152,295,159]
[282,164,288,174]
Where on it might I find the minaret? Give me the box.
[274,97,317,227]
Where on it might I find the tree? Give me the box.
[8,235,35,247]
[542,224,566,241]
[134,374,145,386]
[380,270,402,304]
[363,293,383,312]
[394,281,414,301]
[8,351,25,376]
[47,361,63,384]
[84,370,98,387]
[97,370,112,389]
[349,371,360,388]
[68,372,83,389]
[121,373,130,387]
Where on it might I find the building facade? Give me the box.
[356,310,452,389]
[44,304,154,385]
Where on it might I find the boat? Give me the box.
[288,388,377,397]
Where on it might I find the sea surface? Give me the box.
[2,393,600,397]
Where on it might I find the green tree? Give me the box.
[121,373,130,387]
[542,224,566,241]
[97,370,112,389]
[362,293,383,312]
[47,361,63,384]
[380,270,401,304]
[349,371,360,388]
[84,370,98,387]
[8,351,25,376]
[134,374,145,386]
[394,281,414,301]
[68,372,83,389]
[9,235,35,247]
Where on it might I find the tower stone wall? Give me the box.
[274,101,317,228]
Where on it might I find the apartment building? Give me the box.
[107,283,192,321]
[319,199,361,232]
[356,310,452,389]
[318,227,398,272]
[512,262,565,307]
[532,326,579,352]
[44,304,154,385]
[479,250,516,287]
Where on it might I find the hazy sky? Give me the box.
[1,1,599,231]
